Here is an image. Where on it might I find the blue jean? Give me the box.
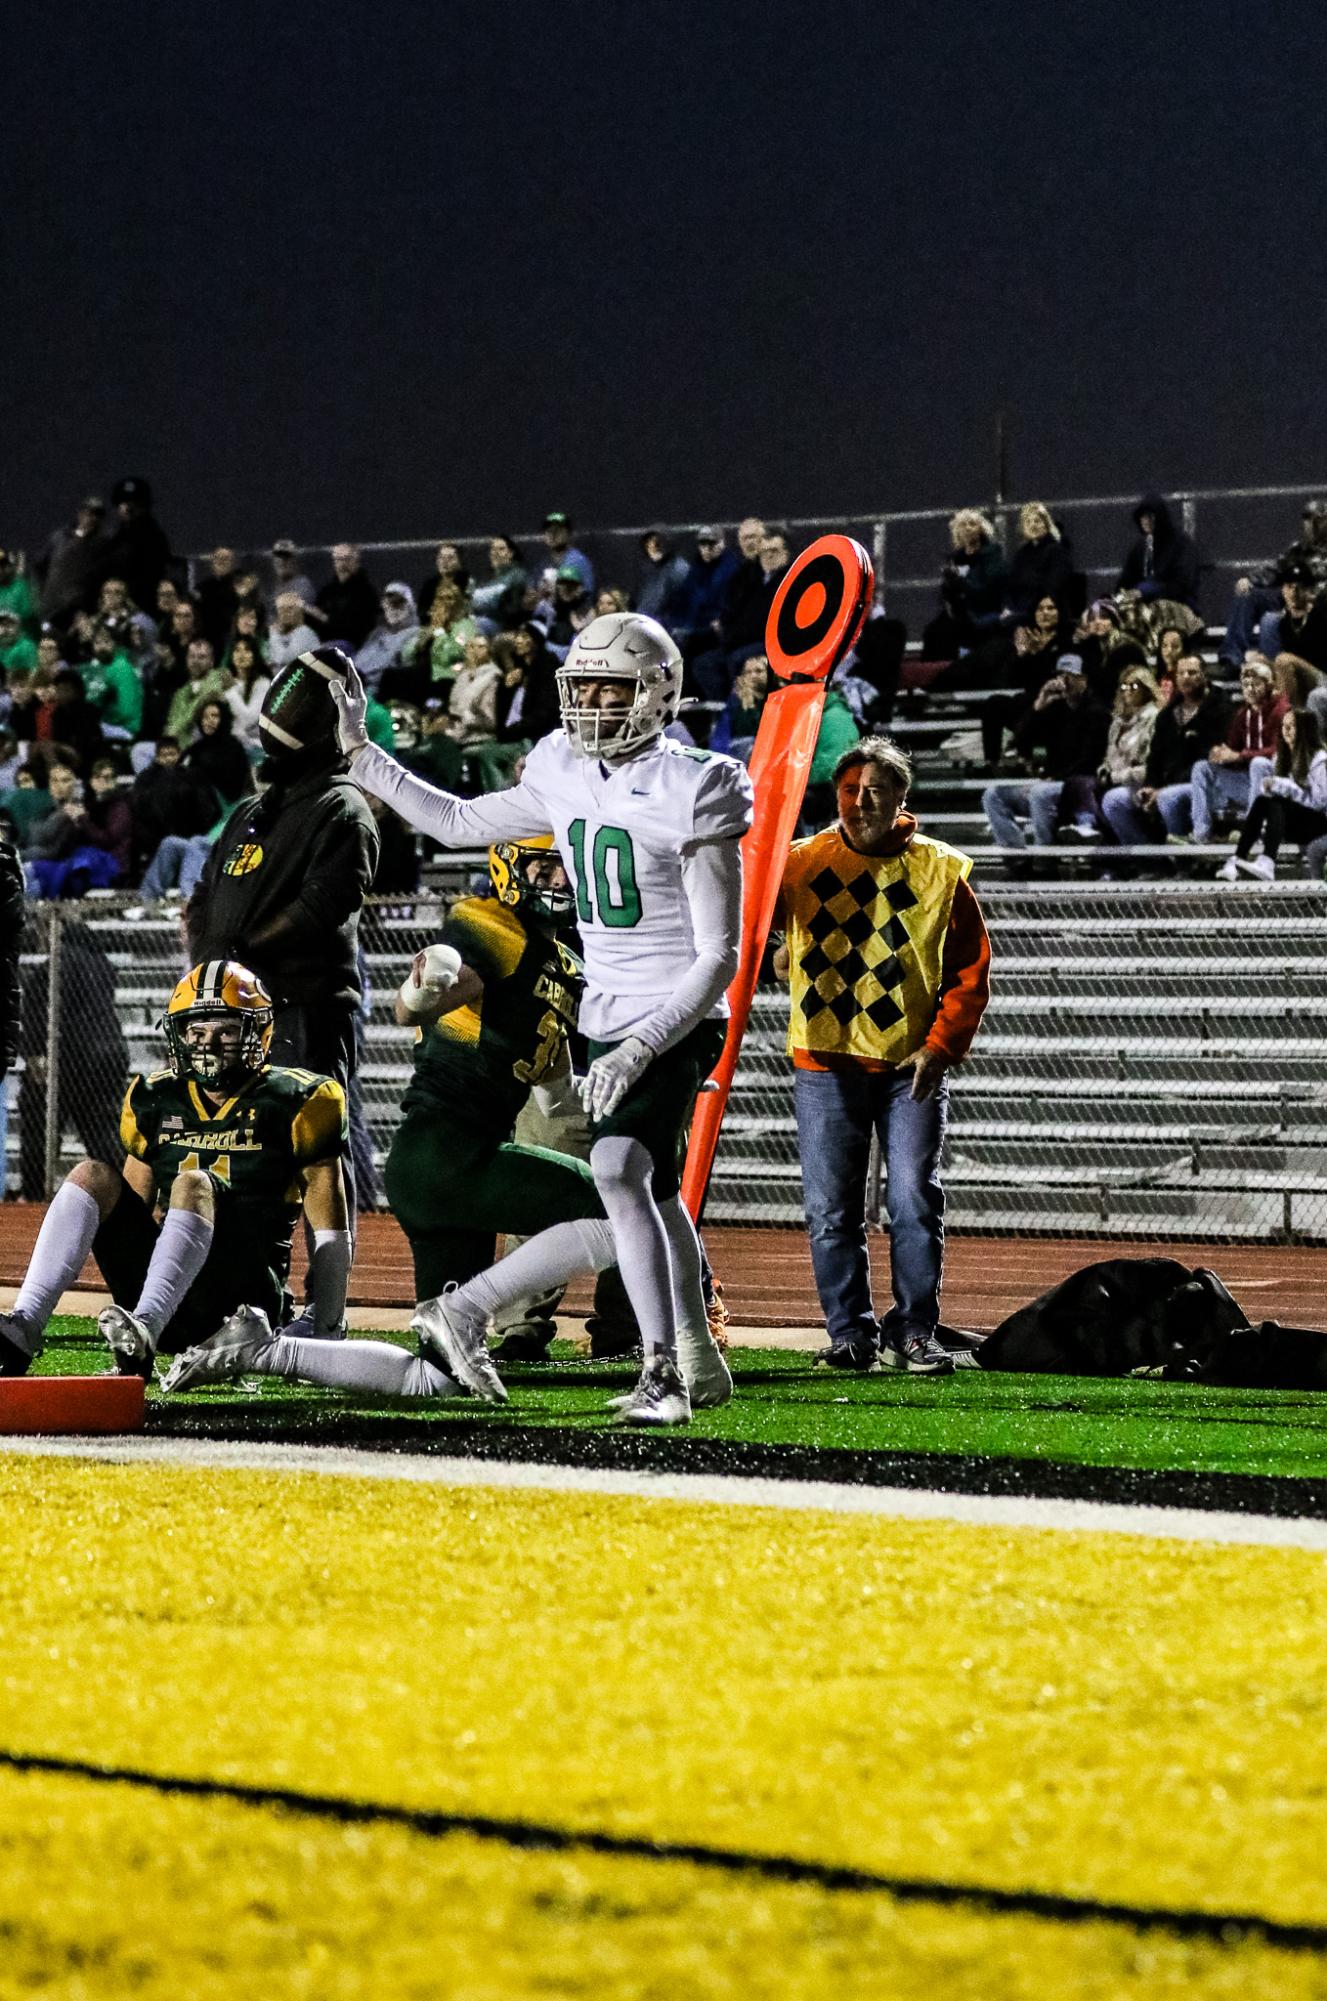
[140,833,213,903]
[1220,585,1279,664]
[1189,759,1251,839]
[981,779,1064,848]
[1100,782,1193,843]
[793,1065,948,1347]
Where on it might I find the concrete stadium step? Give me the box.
[981,968,1327,1001]
[703,1169,1325,1240]
[945,1137,1327,1177]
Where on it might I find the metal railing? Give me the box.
[193,478,1327,635]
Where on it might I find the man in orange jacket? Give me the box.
[777,737,991,1375]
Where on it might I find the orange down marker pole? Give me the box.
[682,534,874,1218]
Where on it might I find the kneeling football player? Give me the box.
[0,961,351,1379]
[165,839,612,1401]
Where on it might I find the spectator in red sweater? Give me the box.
[1189,658,1288,839]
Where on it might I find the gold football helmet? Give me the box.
[162,961,274,1085]
[488,835,573,923]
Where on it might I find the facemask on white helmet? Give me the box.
[555,612,683,760]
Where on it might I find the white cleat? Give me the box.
[411,1286,508,1405]
[677,1325,734,1410]
[612,1356,691,1427]
[98,1304,157,1379]
[163,1306,277,1393]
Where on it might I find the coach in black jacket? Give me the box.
[186,749,378,1092]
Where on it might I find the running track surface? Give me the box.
[0,1207,1322,1332]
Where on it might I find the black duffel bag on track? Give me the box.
[973,1256,1324,1384]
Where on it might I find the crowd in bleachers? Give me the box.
[918,494,1327,878]
[3,480,1327,897]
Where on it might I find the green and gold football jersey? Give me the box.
[120,1063,347,1288]
[401,898,583,1131]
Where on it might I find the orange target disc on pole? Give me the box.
[765,533,874,683]
[682,532,876,1218]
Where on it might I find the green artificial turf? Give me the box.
[23,1317,1327,1483]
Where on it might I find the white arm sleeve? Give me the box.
[631,838,743,1057]
[349,742,553,846]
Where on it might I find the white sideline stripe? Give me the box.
[2,1435,1326,1551]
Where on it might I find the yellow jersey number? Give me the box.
[513,1009,563,1086]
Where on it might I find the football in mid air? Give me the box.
[259,644,353,757]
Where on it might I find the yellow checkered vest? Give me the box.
[783,827,972,1064]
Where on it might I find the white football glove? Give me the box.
[581,1034,654,1122]
[327,658,369,756]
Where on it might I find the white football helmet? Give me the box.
[556,612,683,760]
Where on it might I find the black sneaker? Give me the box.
[817,1337,881,1373]
[587,1322,641,1361]
[491,1327,557,1364]
[880,1331,955,1376]
[0,1312,37,1378]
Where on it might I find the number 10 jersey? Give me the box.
[356,730,753,1042]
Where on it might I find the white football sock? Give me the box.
[133,1208,214,1339]
[587,1136,676,1366]
[660,1198,728,1391]
[660,1196,715,1334]
[13,1182,103,1335]
[263,1335,457,1398]
[461,1217,616,1317]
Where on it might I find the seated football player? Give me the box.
[165,839,613,1400]
[0,961,350,1380]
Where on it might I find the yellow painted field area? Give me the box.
[1,1457,1325,1999]
[3,1768,1325,2001]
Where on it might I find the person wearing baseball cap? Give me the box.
[541,510,594,597]
[34,497,109,628]
[102,476,172,613]
[982,652,1109,855]
[1261,560,1327,670]
[267,538,317,618]
[672,525,741,662]
[1221,499,1327,666]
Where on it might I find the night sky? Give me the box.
[11,1,1326,556]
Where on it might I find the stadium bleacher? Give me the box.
[9,493,1324,1241]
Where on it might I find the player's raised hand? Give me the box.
[581,1034,654,1122]
[328,658,369,756]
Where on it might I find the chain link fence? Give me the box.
[12,887,492,1201]
[14,881,1327,1246]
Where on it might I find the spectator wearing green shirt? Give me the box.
[0,610,37,677]
[1,770,53,848]
[165,638,228,745]
[387,579,477,705]
[80,622,144,740]
[799,686,862,830]
[709,656,859,831]
[365,689,395,750]
[0,551,37,635]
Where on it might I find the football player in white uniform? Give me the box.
[329,611,753,1424]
